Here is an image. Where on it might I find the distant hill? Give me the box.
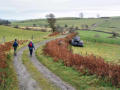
[11,16,120,33]
[11,17,104,27]
[94,17,120,33]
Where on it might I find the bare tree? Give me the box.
[79,12,84,19]
[46,13,56,32]
[97,14,100,18]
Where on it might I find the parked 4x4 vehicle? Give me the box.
[70,36,84,47]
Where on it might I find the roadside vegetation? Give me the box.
[0,40,27,90]
[36,46,118,90]
[0,52,18,90]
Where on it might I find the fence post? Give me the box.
[31,35,34,40]
[2,36,5,43]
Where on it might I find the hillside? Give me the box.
[11,18,104,28]
[95,17,120,33]
[12,17,120,34]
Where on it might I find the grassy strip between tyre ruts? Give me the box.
[22,50,60,90]
[35,46,119,90]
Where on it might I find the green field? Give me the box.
[12,17,120,34]
[73,30,120,63]
[12,18,104,28]
[72,41,120,64]
[0,25,50,42]
[93,17,120,33]
[12,19,46,27]
[77,30,120,44]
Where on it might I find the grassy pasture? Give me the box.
[12,19,46,27]
[56,18,104,28]
[77,30,120,44]
[12,17,120,34]
[94,18,120,33]
[12,18,104,28]
[72,41,120,64]
[0,25,50,42]
[74,30,120,64]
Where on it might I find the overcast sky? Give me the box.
[1,0,120,20]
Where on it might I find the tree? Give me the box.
[79,12,84,19]
[64,24,68,28]
[46,13,56,32]
[0,19,11,26]
[97,14,100,18]
[33,24,37,27]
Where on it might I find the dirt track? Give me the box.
[14,36,75,90]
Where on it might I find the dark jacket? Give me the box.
[13,41,18,48]
[28,42,35,50]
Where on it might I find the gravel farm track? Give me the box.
[13,36,75,90]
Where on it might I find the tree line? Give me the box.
[0,19,11,26]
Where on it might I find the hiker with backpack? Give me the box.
[28,40,35,56]
[13,39,19,56]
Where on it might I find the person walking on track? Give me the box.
[13,39,19,56]
[28,40,35,56]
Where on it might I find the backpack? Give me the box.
[29,42,33,47]
[13,42,18,47]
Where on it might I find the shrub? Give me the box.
[0,40,27,85]
[44,33,120,86]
